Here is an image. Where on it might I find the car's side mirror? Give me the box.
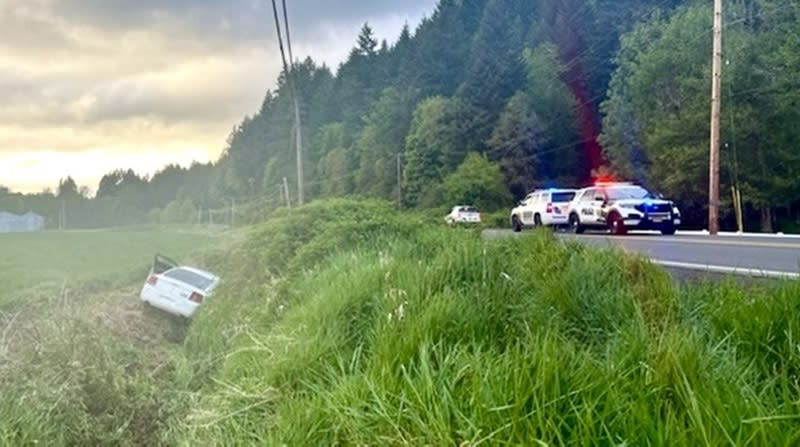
[594,196,605,202]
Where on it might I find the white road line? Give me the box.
[678,230,800,239]
[605,235,800,250]
[650,259,800,280]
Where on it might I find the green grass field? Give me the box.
[0,227,217,310]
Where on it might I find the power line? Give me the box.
[281,0,295,65]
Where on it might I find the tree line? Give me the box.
[2,0,798,232]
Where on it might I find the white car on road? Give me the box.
[445,206,482,225]
[567,182,681,235]
[510,188,577,232]
[139,255,220,318]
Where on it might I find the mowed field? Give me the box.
[0,227,216,309]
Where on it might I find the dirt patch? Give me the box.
[1,284,188,380]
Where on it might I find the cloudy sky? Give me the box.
[0,0,436,193]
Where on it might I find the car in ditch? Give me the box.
[139,254,220,318]
[510,188,577,232]
[566,182,681,235]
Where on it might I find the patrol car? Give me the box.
[510,188,577,232]
[566,182,681,235]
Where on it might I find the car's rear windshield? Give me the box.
[607,186,652,200]
[460,207,479,213]
[551,192,576,203]
[164,268,215,290]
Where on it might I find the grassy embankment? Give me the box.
[2,202,800,445]
[174,200,800,445]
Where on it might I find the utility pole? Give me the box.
[230,199,235,227]
[292,90,304,206]
[396,153,403,209]
[270,0,304,206]
[708,0,723,235]
[282,176,292,209]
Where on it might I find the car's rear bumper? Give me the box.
[542,214,570,226]
[623,217,681,230]
[140,285,199,318]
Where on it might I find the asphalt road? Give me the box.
[483,229,800,279]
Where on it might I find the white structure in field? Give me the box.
[0,211,45,233]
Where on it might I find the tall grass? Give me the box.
[0,227,229,446]
[176,212,800,445]
[3,200,799,445]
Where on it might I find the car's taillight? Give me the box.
[147,275,158,286]
[546,203,553,213]
[189,292,204,304]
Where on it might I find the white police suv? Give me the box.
[566,182,681,235]
[510,188,577,232]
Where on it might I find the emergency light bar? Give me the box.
[594,181,633,187]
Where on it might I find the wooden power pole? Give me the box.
[396,153,403,209]
[708,0,723,235]
[270,0,304,205]
[282,176,292,209]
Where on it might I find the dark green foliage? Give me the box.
[403,96,475,208]
[355,87,420,198]
[398,0,486,96]
[442,152,512,212]
[487,92,544,198]
[457,0,531,147]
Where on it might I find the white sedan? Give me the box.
[139,254,220,318]
[445,206,482,225]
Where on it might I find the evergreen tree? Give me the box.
[399,0,486,97]
[457,0,530,148]
[403,96,471,207]
[355,87,419,198]
[356,23,378,57]
[487,92,544,198]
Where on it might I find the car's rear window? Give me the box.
[164,268,215,290]
[551,192,576,203]
[460,207,479,213]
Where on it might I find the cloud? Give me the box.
[0,0,437,192]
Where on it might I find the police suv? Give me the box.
[566,182,681,235]
[510,188,577,232]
